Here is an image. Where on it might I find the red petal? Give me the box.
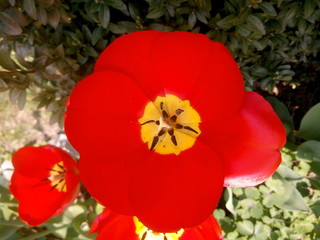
[94,30,166,99]
[12,145,62,178]
[90,209,137,240]
[148,32,244,122]
[128,141,224,233]
[94,31,244,122]
[65,71,149,155]
[79,147,151,215]
[10,145,80,225]
[182,215,223,240]
[200,92,286,187]
[10,172,70,225]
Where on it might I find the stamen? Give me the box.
[158,129,166,136]
[168,128,174,136]
[175,124,198,134]
[50,178,64,191]
[171,135,177,146]
[150,136,159,151]
[141,120,156,125]
[170,115,177,122]
[164,235,168,240]
[184,126,198,134]
[141,231,147,240]
[162,110,169,119]
[175,109,184,115]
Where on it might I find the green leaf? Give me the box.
[276,165,302,181]
[298,103,320,141]
[188,12,197,29]
[252,66,269,77]
[266,96,294,135]
[23,0,37,20]
[0,77,9,92]
[92,27,103,45]
[237,220,254,235]
[146,8,165,19]
[225,187,236,216]
[247,15,266,35]
[0,12,22,36]
[0,49,16,71]
[48,8,60,29]
[99,5,110,29]
[297,140,320,162]
[108,22,127,34]
[0,225,19,240]
[19,225,67,240]
[106,0,127,11]
[304,0,316,19]
[260,2,277,16]
[216,15,236,29]
[273,172,309,212]
[38,6,48,25]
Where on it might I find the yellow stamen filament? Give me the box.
[139,94,201,155]
[48,161,67,192]
[134,217,184,240]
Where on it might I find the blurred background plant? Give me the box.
[0,0,319,239]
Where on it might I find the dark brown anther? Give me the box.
[150,136,159,151]
[175,124,183,129]
[171,135,177,146]
[158,129,166,136]
[141,120,156,125]
[168,128,174,136]
[175,109,184,115]
[170,115,177,122]
[164,235,168,240]
[49,178,64,191]
[155,120,160,125]
[160,102,164,110]
[142,231,147,240]
[184,126,198,134]
[162,110,169,118]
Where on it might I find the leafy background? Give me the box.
[0,0,320,239]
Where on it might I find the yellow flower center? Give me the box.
[134,217,184,240]
[48,161,67,192]
[139,94,201,155]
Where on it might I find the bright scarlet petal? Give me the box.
[10,145,80,225]
[90,209,137,240]
[79,146,151,216]
[94,31,244,122]
[128,141,224,233]
[94,30,166,99]
[199,92,286,187]
[182,215,223,240]
[10,172,76,226]
[65,71,149,155]
[90,209,223,240]
[147,32,244,122]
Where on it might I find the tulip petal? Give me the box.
[181,215,223,240]
[94,31,244,122]
[148,32,244,122]
[94,30,166,98]
[91,209,137,240]
[200,92,286,187]
[79,146,151,216]
[10,172,68,225]
[65,71,150,154]
[128,141,224,233]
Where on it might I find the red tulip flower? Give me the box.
[89,208,223,240]
[65,31,286,232]
[10,145,80,226]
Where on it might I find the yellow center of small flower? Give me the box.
[48,161,67,192]
[134,217,184,240]
[139,94,201,155]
